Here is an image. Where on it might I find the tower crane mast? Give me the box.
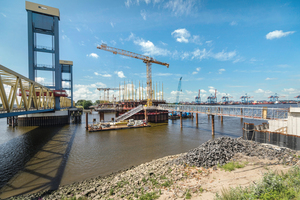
[97,43,169,106]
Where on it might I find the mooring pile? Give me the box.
[174,137,299,168]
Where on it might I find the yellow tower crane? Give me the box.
[97,43,169,106]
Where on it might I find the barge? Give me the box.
[88,119,151,132]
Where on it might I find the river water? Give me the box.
[0,104,296,198]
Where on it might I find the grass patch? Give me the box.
[160,175,167,180]
[215,166,300,200]
[220,161,247,172]
[161,180,173,187]
[185,190,192,199]
[109,188,114,195]
[139,192,159,200]
[142,177,147,183]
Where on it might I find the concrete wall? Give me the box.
[19,110,68,117]
[268,119,288,132]
[104,112,116,122]
[288,107,300,136]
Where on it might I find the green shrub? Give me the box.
[215,166,300,200]
[139,192,159,200]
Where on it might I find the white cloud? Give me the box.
[164,0,196,16]
[87,53,99,59]
[192,67,201,75]
[283,88,296,93]
[181,52,189,60]
[62,34,69,40]
[115,71,126,78]
[74,82,107,102]
[94,72,112,77]
[134,38,170,56]
[218,69,225,74]
[76,27,80,32]
[200,89,207,93]
[110,40,116,46]
[191,48,210,60]
[255,89,264,93]
[125,0,132,7]
[265,77,277,80]
[110,22,115,28]
[213,50,236,61]
[140,9,147,20]
[266,30,295,40]
[35,77,45,84]
[205,40,213,47]
[1,13,6,17]
[185,90,196,95]
[171,28,190,43]
[230,21,237,26]
[156,73,173,76]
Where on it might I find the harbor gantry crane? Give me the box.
[97,43,169,106]
[240,93,253,104]
[97,88,123,103]
[268,93,285,102]
[195,89,201,104]
[221,94,233,104]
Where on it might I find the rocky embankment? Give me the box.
[9,137,300,200]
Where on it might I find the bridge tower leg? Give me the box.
[212,115,215,136]
[26,2,62,110]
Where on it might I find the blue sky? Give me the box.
[0,0,299,103]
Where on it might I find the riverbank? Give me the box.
[8,137,300,200]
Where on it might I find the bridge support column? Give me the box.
[212,115,215,136]
[196,113,198,126]
[86,113,88,130]
[144,110,148,122]
[180,112,182,128]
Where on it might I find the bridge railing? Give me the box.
[158,104,289,120]
[0,64,56,114]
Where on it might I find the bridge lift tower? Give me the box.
[26,1,73,109]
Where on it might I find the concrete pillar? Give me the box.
[180,111,182,128]
[86,112,88,130]
[212,115,215,136]
[196,113,198,126]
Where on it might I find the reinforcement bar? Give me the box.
[158,104,289,120]
[0,64,73,118]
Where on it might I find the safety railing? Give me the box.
[158,104,289,120]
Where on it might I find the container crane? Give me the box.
[240,93,253,104]
[268,93,285,103]
[207,89,217,104]
[221,94,233,104]
[195,89,201,104]
[175,77,182,104]
[97,43,169,106]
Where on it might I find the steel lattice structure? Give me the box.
[0,64,73,118]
